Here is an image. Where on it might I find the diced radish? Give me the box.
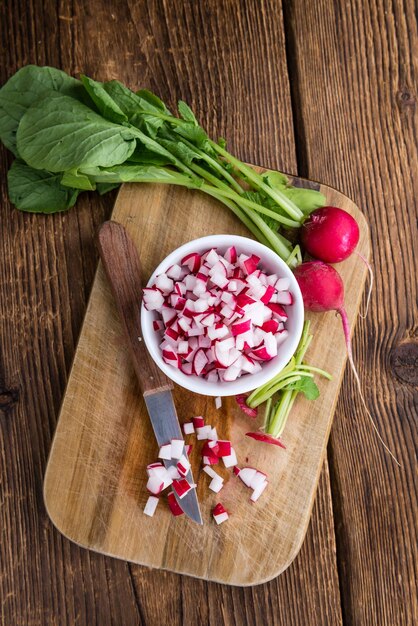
[260,319,280,333]
[143,495,159,517]
[161,307,177,326]
[275,291,293,305]
[267,302,288,320]
[207,426,218,440]
[222,447,238,468]
[146,476,164,495]
[217,440,232,457]
[176,455,191,477]
[260,285,275,304]
[181,252,201,272]
[233,466,241,476]
[202,441,220,457]
[215,396,222,410]
[212,503,229,524]
[153,319,164,332]
[207,324,229,340]
[170,439,184,459]
[203,455,219,465]
[209,475,224,493]
[172,478,195,499]
[178,340,189,355]
[197,425,212,440]
[155,273,174,295]
[206,370,219,383]
[203,465,218,479]
[275,277,290,291]
[198,335,212,349]
[158,443,172,460]
[223,364,241,381]
[238,467,257,487]
[209,260,228,277]
[251,480,268,502]
[178,317,191,332]
[181,362,193,375]
[167,492,184,516]
[143,288,164,311]
[249,470,267,490]
[231,319,251,336]
[185,444,193,455]
[211,272,229,289]
[174,281,186,296]
[224,246,237,264]
[192,416,205,429]
[193,348,208,376]
[167,465,181,480]
[205,249,219,267]
[183,422,195,435]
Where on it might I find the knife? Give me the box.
[97,220,202,524]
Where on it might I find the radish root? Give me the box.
[337,307,401,467]
[356,251,374,319]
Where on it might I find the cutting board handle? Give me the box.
[97,221,173,396]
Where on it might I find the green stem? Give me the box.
[298,364,333,380]
[209,141,304,221]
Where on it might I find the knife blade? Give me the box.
[97,220,202,524]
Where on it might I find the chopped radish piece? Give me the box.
[202,441,219,457]
[176,455,191,477]
[217,440,232,457]
[185,444,193,455]
[215,396,222,410]
[181,252,201,273]
[207,427,218,441]
[197,425,212,440]
[236,394,258,418]
[209,475,224,493]
[158,443,172,460]
[172,478,195,499]
[146,476,164,495]
[246,431,286,448]
[192,416,205,429]
[166,264,184,280]
[212,503,229,524]
[143,495,159,517]
[251,480,268,502]
[170,439,184,459]
[183,422,195,435]
[143,288,164,311]
[224,246,237,264]
[222,447,238,468]
[275,277,290,291]
[167,492,184,516]
[275,291,293,305]
[233,466,241,476]
[203,455,219,465]
[167,465,181,480]
[249,470,268,490]
[203,466,218,479]
[238,467,257,487]
[155,274,174,295]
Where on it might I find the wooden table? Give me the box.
[0,1,416,624]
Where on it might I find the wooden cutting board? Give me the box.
[43,174,370,586]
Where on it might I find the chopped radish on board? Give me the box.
[192,416,205,429]
[233,466,241,476]
[170,439,184,459]
[217,440,232,457]
[246,431,286,448]
[143,495,159,517]
[146,476,164,495]
[167,465,181,480]
[222,447,238,468]
[196,425,212,440]
[158,443,172,460]
[251,480,269,502]
[212,503,229,524]
[203,466,218,479]
[172,478,195,499]
[183,422,195,435]
[167,492,184,516]
[185,444,193,455]
[238,467,257,487]
[176,455,191,477]
[203,455,219,465]
[209,475,224,493]
[236,395,258,418]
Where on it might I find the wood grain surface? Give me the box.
[43,177,368,585]
[0,0,415,624]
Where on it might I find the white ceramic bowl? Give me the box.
[141,234,304,397]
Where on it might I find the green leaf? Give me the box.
[80,75,127,124]
[127,145,174,166]
[264,170,289,189]
[172,122,209,149]
[158,138,201,166]
[0,65,84,156]
[136,89,171,114]
[7,160,80,213]
[177,100,198,125]
[80,164,202,188]
[61,168,96,191]
[285,376,320,400]
[16,92,137,172]
[96,182,120,195]
[103,81,165,137]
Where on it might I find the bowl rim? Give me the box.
[140,234,304,397]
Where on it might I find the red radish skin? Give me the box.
[301,206,360,263]
[236,394,258,418]
[294,261,400,466]
[167,492,184,516]
[246,431,286,449]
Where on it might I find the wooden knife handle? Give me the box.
[97,221,173,396]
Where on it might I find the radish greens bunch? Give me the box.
[0,65,326,266]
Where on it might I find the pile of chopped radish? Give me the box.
[143,246,293,382]
[143,414,269,522]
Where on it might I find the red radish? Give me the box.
[209,475,224,493]
[246,431,286,448]
[143,288,164,311]
[185,444,193,455]
[301,206,360,263]
[238,467,257,487]
[236,394,258,418]
[203,466,218,479]
[193,348,208,376]
[202,441,220,457]
[176,455,191,477]
[183,422,195,435]
[222,447,237,468]
[170,439,185,459]
[181,252,201,272]
[203,455,219,465]
[251,480,268,502]
[143,495,159,517]
[294,260,399,465]
[212,503,229,524]
[167,492,184,516]
[216,440,232,457]
[172,478,194,499]
[192,416,205,429]
[196,425,212,440]
[158,443,172,460]
[233,466,241,476]
[215,396,222,410]
[146,476,164,495]
[153,319,164,332]
[167,465,181,480]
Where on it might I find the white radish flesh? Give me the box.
[143,495,159,517]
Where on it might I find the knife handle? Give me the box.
[97,221,173,396]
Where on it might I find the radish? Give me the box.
[301,206,360,263]
[203,466,218,479]
[167,492,184,516]
[183,422,195,435]
[294,261,399,465]
[143,495,159,517]
[146,476,164,495]
[172,478,195,499]
[176,455,191,477]
[222,447,237,468]
[209,475,224,493]
[158,443,172,460]
[192,416,205,429]
[170,439,184,459]
[212,503,229,524]
[251,480,268,502]
[143,288,164,311]
[246,431,286,448]
[236,394,258,418]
